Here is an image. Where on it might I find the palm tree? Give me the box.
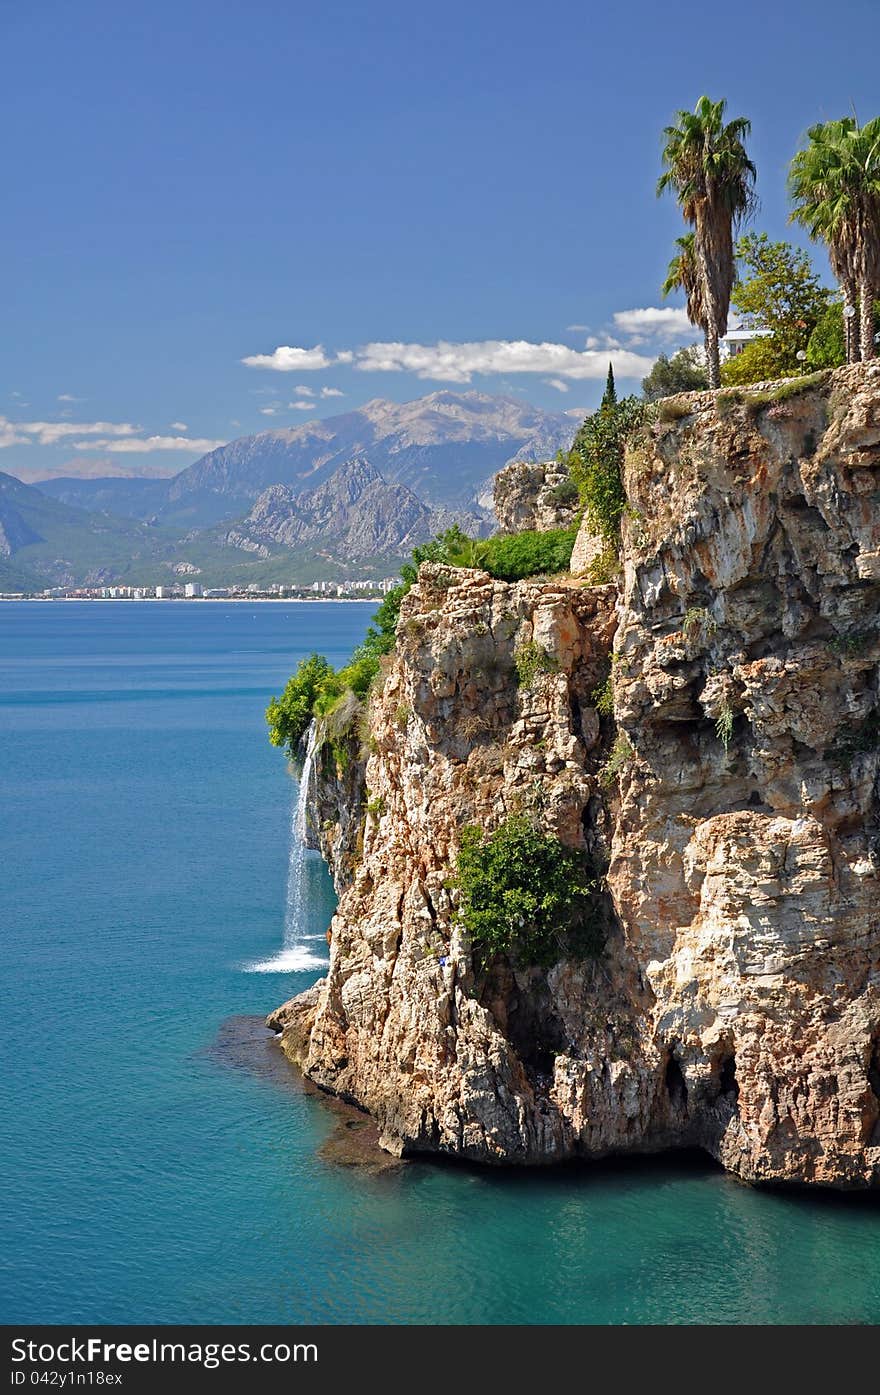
[658,96,757,388]
[661,233,708,340]
[789,117,880,362]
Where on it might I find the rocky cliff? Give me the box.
[493,457,579,533]
[269,365,880,1188]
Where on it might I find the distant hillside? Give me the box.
[35,475,169,518]
[220,457,488,561]
[0,472,181,588]
[36,391,577,530]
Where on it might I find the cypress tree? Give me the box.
[601,362,617,408]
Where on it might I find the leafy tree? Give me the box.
[266,653,335,757]
[658,96,757,387]
[569,396,644,544]
[718,232,829,383]
[642,346,708,400]
[789,116,880,362]
[720,336,788,386]
[453,815,598,967]
[806,301,847,367]
[806,298,880,368]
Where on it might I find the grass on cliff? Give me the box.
[452,815,602,968]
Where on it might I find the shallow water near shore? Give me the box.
[1,600,879,1325]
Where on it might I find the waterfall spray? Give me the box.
[247,719,329,973]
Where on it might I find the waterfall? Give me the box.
[246,720,330,973]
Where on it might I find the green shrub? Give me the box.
[453,815,599,967]
[592,672,614,716]
[476,526,577,581]
[683,606,717,641]
[599,734,634,788]
[715,702,735,752]
[514,640,558,688]
[547,477,580,507]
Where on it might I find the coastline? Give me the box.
[0,596,379,604]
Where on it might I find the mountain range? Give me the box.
[1,392,578,589]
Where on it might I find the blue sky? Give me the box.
[2,0,878,479]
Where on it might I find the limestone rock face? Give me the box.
[609,365,880,1186]
[270,365,880,1187]
[493,458,579,533]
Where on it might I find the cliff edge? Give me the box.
[269,364,880,1187]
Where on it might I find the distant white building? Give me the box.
[184,582,202,598]
[155,586,168,599]
[719,327,771,362]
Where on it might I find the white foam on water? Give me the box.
[245,720,329,975]
[246,945,328,973]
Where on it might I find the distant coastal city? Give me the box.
[0,576,401,602]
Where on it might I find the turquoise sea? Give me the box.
[1,600,878,1325]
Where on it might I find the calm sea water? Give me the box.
[1,600,878,1326]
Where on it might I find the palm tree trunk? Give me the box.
[858,280,875,360]
[704,325,721,388]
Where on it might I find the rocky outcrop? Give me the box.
[493,458,579,533]
[270,365,880,1187]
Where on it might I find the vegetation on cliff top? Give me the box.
[453,815,601,968]
[655,100,880,391]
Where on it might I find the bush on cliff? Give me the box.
[400,523,577,582]
[453,815,601,968]
[266,653,335,756]
[476,526,577,580]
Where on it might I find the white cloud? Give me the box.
[292,385,316,398]
[288,402,315,411]
[566,324,588,332]
[320,386,345,398]
[72,435,225,454]
[0,416,140,447]
[57,393,83,403]
[544,378,569,393]
[612,307,697,341]
[169,421,188,431]
[260,407,278,416]
[0,420,29,448]
[564,407,590,418]
[352,339,655,383]
[241,344,334,372]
